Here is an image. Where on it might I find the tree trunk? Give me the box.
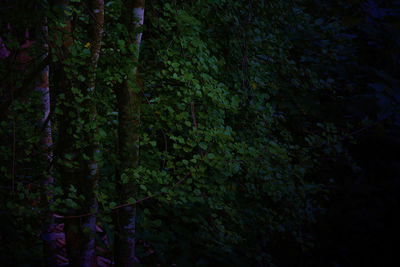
[114,1,145,266]
[50,2,85,266]
[79,0,105,263]
[37,19,58,266]
[52,0,104,266]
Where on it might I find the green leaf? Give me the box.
[78,75,86,82]
[199,143,207,150]
[121,173,129,184]
[69,185,77,193]
[99,129,107,137]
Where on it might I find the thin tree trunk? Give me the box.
[114,1,145,266]
[37,19,58,266]
[50,2,83,266]
[80,0,105,264]
[52,0,104,266]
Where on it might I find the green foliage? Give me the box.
[3,0,397,265]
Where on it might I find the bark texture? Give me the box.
[37,21,58,266]
[114,1,145,266]
[52,0,104,266]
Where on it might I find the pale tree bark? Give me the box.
[80,0,105,264]
[114,1,145,266]
[36,20,58,266]
[0,36,10,59]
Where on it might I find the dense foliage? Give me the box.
[0,0,399,266]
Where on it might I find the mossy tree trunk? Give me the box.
[52,0,104,266]
[114,1,145,266]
